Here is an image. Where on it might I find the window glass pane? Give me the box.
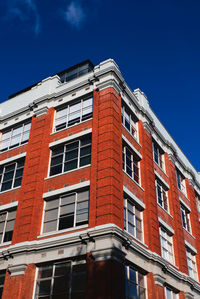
[64,160,78,171]
[61,194,76,205]
[77,190,89,201]
[50,165,63,176]
[43,220,57,233]
[80,156,90,167]
[44,209,58,221]
[60,203,75,215]
[38,265,53,279]
[46,199,59,210]
[37,280,51,296]
[1,181,12,191]
[59,215,74,230]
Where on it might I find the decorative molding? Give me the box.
[143,121,153,135]
[123,185,145,210]
[122,134,142,159]
[0,152,26,166]
[153,273,166,286]
[158,217,174,235]
[155,170,170,190]
[8,264,27,276]
[184,292,194,299]
[34,106,48,117]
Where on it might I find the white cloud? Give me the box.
[5,0,40,35]
[63,1,86,29]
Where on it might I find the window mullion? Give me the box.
[57,197,61,231]
[78,140,81,168]
[74,192,77,227]
[12,162,17,189]
[63,145,66,173]
[2,212,8,243]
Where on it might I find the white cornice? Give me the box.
[49,128,92,147]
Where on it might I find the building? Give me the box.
[0,59,199,299]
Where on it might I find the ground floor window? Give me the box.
[35,261,86,299]
[125,265,146,299]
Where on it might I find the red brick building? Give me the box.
[0,59,199,299]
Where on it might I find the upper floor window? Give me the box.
[180,205,191,233]
[121,105,138,140]
[0,271,5,299]
[43,189,89,233]
[35,261,86,299]
[0,208,16,243]
[160,227,174,264]
[122,144,140,184]
[125,265,146,299]
[153,141,165,170]
[49,135,91,177]
[186,248,198,280]
[0,159,25,192]
[54,98,93,132]
[195,192,200,213]
[124,197,143,241]
[156,180,168,211]
[165,286,179,299]
[0,122,31,152]
[176,170,186,195]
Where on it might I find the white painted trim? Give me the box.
[49,128,92,147]
[158,217,174,235]
[123,170,145,191]
[185,240,197,255]
[179,198,191,212]
[123,185,145,210]
[0,152,26,166]
[38,224,88,238]
[155,170,170,190]
[43,180,90,198]
[122,134,142,159]
[0,201,18,211]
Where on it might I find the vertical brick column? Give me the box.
[12,108,54,243]
[165,155,188,273]
[2,271,23,299]
[87,254,125,299]
[139,123,160,254]
[185,179,200,275]
[90,88,124,228]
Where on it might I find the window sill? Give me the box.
[37,224,88,239]
[50,118,93,136]
[0,186,21,195]
[124,230,148,248]
[44,165,91,181]
[0,241,11,247]
[122,124,141,148]
[178,188,189,201]
[123,170,144,191]
[0,142,28,154]
[183,227,195,239]
[154,162,168,177]
[157,203,173,218]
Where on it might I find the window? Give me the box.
[125,265,146,299]
[35,261,86,299]
[54,98,93,132]
[121,105,138,140]
[195,192,200,213]
[0,122,31,152]
[186,248,198,280]
[0,271,5,299]
[153,142,165,170]
[180,205,191,232]
[122,145,140,184]
[43,189,89,233]
[0,159,25,192]
[176,170,186,195]
[124,198,143,241]
[49,135,91,177]
[0,208,16,243]
[165,286,178,299]
[156,180,168,211]
[160,227,174,264]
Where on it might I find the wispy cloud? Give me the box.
[5,0,40,35]
[63,1,86,29]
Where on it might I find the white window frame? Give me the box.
[176,170,186,196]
[121,104,138,141]
[125,265,147,299]
[0,159,25,193]
[195,192,200,213]
[0,121,31,152]
[0,202,18,245]
[34,260,86,299]
[42,188,89,234]
[156,180,168,212]
[122,144,141,185]
[54,97,93,132]
[180,205,191,233]
[124,197,143,242]
[186,248,198,281]
[153,141,165,170]
[165,286,179,299]
[49,135,91,177]
[159,227,174,264]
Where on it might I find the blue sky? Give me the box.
[0,0,200,170]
